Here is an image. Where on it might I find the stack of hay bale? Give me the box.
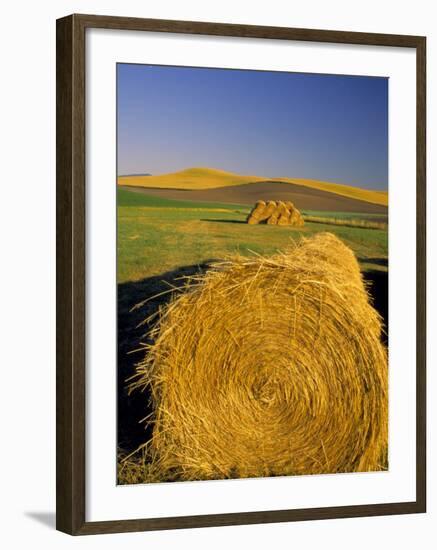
[247,200,305,226]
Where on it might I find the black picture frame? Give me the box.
[56,13,426,535]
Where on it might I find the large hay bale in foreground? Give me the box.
[132,233,388,482]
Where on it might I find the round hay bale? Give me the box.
[282,200,305,226]
[276,201,290,225]
[247,200,266,224]
[260,200,277,222]
[289,206,305,227]
[266,206,280,224]
[132,233,388,481]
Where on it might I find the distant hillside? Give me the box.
[118,167,388,207]
[118,167,264,190]
[119,172,152,177]
[279,177,388,206]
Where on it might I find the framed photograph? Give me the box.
[56,14,426,535]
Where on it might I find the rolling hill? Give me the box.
[120,182,387,214]
[118,167,388,207]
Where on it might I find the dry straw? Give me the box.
[129,233,388,482]
[247,200,275,224]
[247,200,304,226]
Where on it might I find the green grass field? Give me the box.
[117,188,388,284]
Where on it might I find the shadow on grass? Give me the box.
[117,261,215,453]
[362,269,388,345]
[358,257,388,268]
[200,218,247,224]
[118,262,388,453]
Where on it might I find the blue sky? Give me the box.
[117,64,388,190]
